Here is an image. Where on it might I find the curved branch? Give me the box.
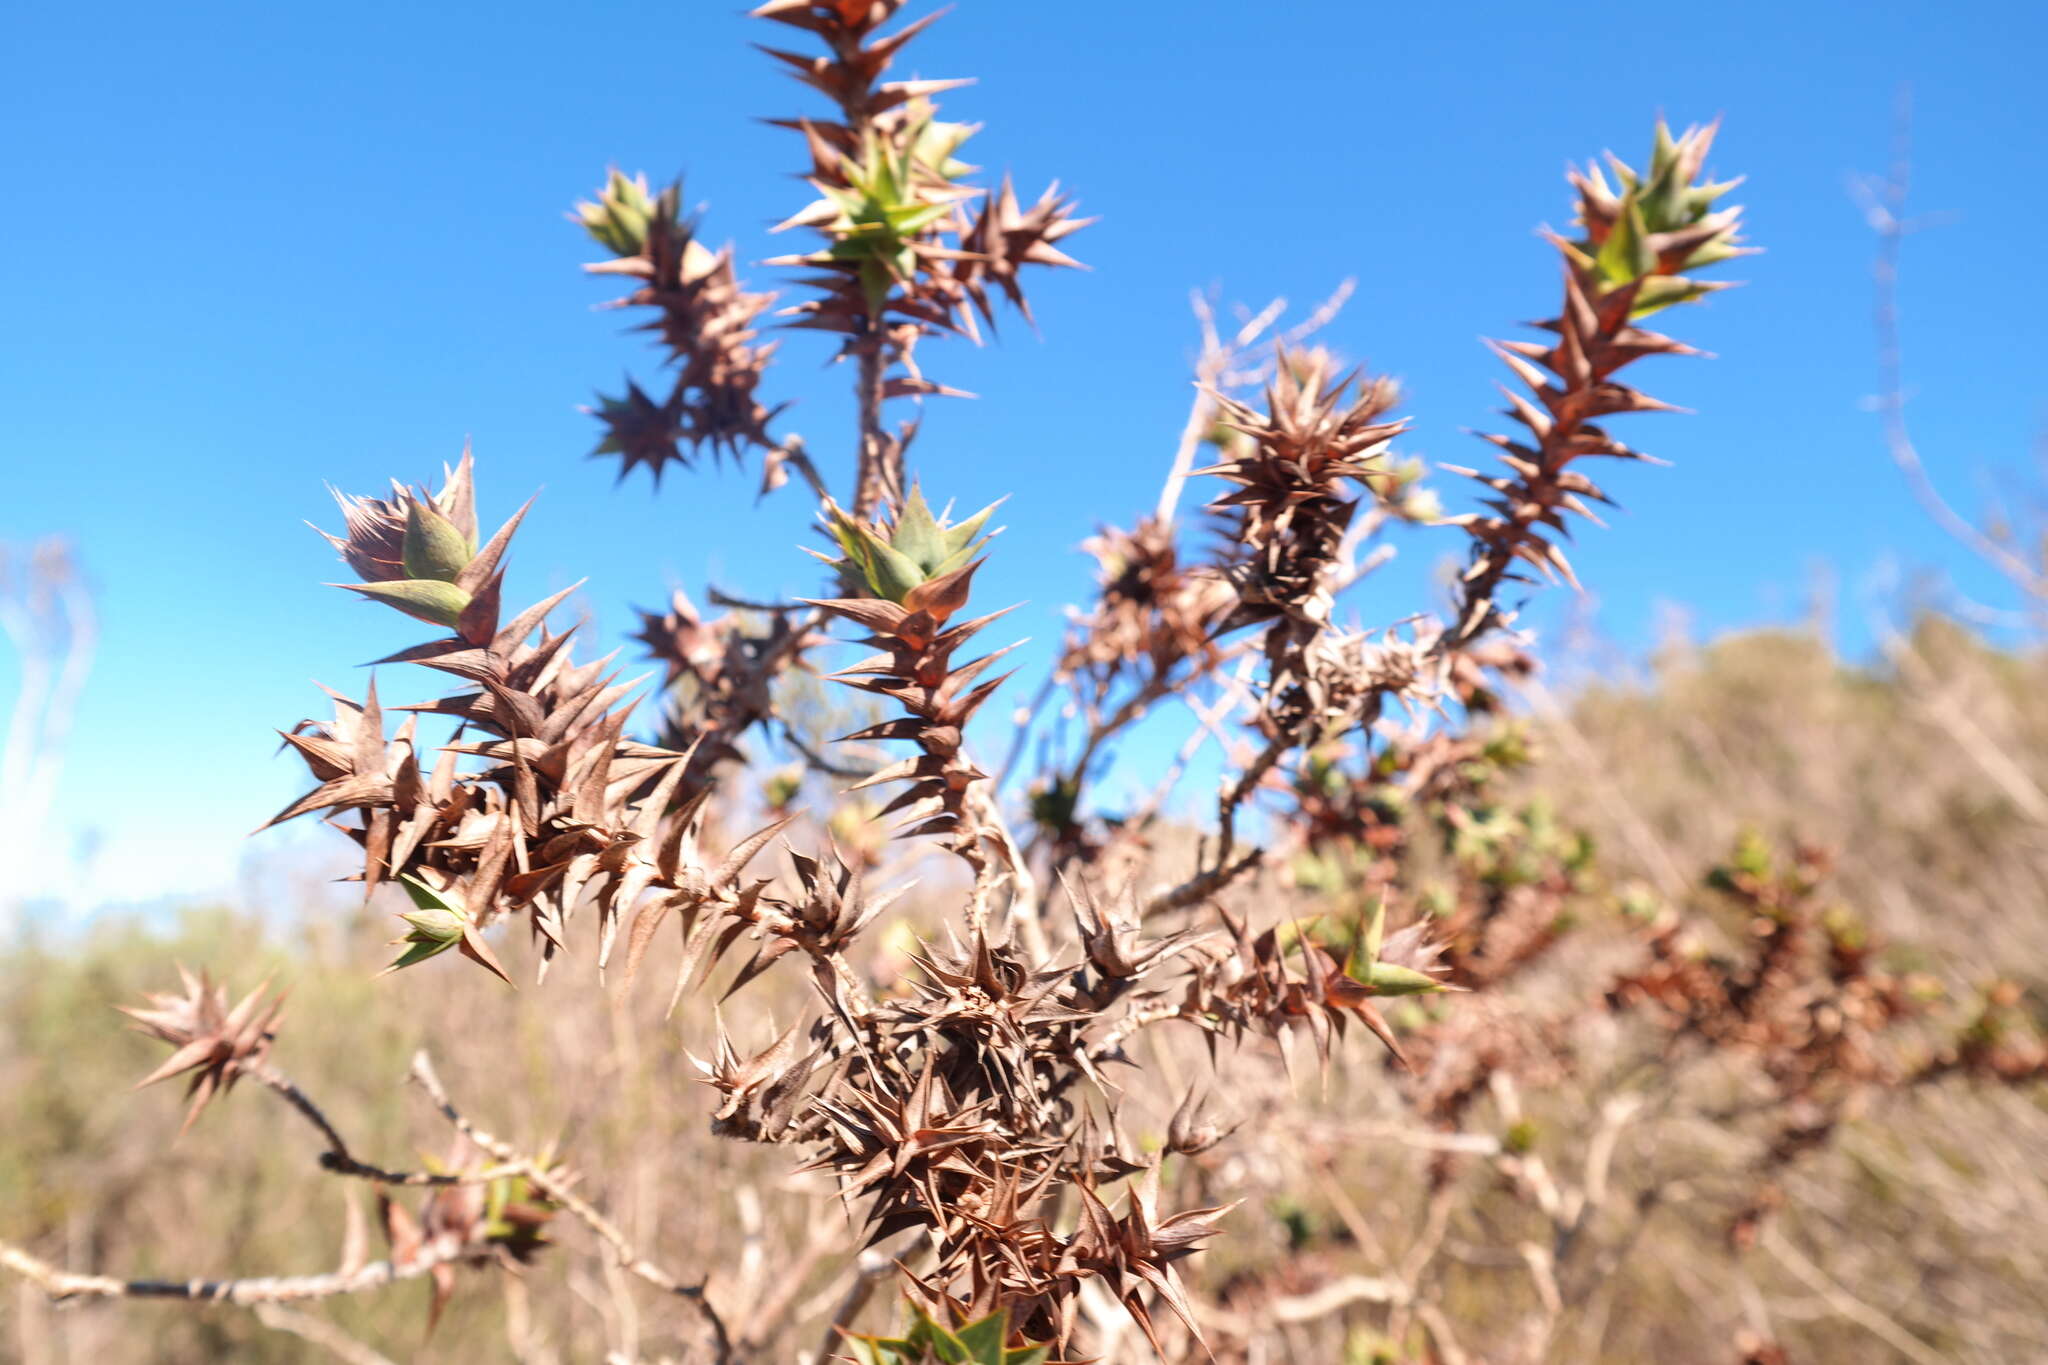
[250,1063,520,1188]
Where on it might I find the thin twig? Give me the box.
[1142,846,1265,921]
[253,1304,402,1365]
[1861,87,2045,601]
[1268,1273,1408,1323]
[1155,281,1355,527]
[1093,998,1197,1059]
[1126,678,1247,830]
[1214,733,1288,864]
[815,1248,893,1364]
[251,1063,355,1157]
[1155,291,1227,526]
[250,1063,524,1187]
[993,671,1058,794]
[1,1236,480,1308]
[408,1051,734,1365]
[738,1217,848,1354]
[1876,618,2048,825]
[781,722,875,781]
[1761,1225,1946,1365]
[1415,1302,1473,1365]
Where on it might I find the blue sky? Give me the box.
[3,0,2043,913]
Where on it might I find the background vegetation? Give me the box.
[6,614,2044,1363]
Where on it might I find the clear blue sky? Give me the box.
[3,0,2042,913]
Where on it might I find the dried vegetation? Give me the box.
[4,7,2045,1364]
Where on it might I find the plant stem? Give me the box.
[0,1236,481,1307]
[852,333,896,520]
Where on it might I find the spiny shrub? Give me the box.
[18,6,1916,1362]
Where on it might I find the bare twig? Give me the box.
[249,1063,524,1187]
[408,1052,734,1365]
[1268,1273,1408,1322]
[1,1236,481,1308]
[815,1247,893,1364]
[1860,87,2045,602]
[253,1304,402,1365]
[1214,734,1288,864]
[738,1217,848,1354]
[1761,1225,1947,1365]
[1876,619,2048,825]
[1155,281,1355,526]
[1155,291,1230,527]
[1143,846,1265,919]
[251,1062,355,1157]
